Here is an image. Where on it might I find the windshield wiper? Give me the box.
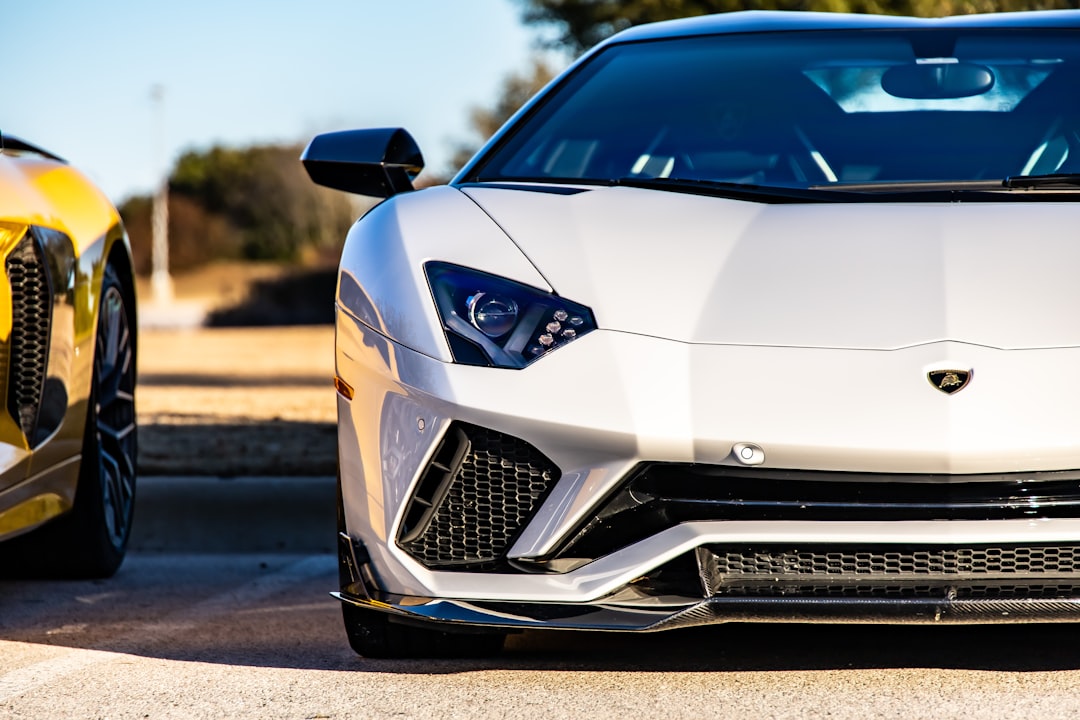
[1002,174,1080,189]
[809,180,1001,192]
[613,176,835,203]
[811,176,1080,195]
[806,177,1080,191]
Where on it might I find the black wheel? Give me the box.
[79,264,138,573]
[1,264,136,578]
[336,473,505,659]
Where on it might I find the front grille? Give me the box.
[693,583,1080,599]
[398,422,560,569]
[554,463,1080,562]
[635,464,1080,521]
[698,545,1080,599]
[6,232,52,441]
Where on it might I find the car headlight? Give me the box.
[426,262,596,368]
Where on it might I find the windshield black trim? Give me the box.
[456,182,592,196]
[612,177,842,203]
[461,176,1080,204]
[809,180,1005,192]
[1003,173,1080,189]
[467,175,836,203]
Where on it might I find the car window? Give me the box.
[473,30,1080,188]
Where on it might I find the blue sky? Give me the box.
[8,1,561,203]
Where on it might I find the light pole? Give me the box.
[150,84,173,305]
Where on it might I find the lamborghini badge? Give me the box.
[927,369,972,395]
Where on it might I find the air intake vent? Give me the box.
[398,422,560,569]
[6,232,52,442]
[698,545,1080,599]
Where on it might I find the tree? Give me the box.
[120,142,357,273]
[517,0,1079,55]
[170,144,355,261]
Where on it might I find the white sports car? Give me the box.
[306,9,1080,657]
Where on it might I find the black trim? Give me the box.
[555,464,1080,562]
[398,426,471,544]
[465,176,1080,205]
[457,182,592,196]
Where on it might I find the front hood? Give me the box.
[462,185,1080,350]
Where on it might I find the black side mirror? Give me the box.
[301,128,424,198]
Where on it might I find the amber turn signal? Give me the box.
[333,376,354,400]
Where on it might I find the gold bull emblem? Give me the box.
[927,369,971,395]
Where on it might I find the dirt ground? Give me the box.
[135,262,293,310]
[137,326,337,476]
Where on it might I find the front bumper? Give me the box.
[336,518,1080,628]
[336,308,1080,624]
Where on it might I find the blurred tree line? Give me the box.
[517,0,1080,54]
[120,143,357,275]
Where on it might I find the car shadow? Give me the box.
[138,419,337,476]
[204,268,336,327]
[3,561,1080,674]
[138,372,331,388]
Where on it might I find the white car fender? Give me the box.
[336,185,551,361]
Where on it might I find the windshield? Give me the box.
[470,30,1080,189]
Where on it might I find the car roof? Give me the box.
[604,9,1080,47]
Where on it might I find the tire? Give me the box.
[336,473,505,659]
[341,602,506,659]
[0,264,137,578]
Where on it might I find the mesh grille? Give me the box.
[708,583,1080,599]
[713,546,1080,576]
[6,233,51,440]
[700,546,1080,599]
[399,423,560,569]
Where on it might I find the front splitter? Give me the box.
[333,590,1080,631]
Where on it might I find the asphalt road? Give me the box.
[5,477,1080,719]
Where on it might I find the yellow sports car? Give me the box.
[0,134,137,578]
